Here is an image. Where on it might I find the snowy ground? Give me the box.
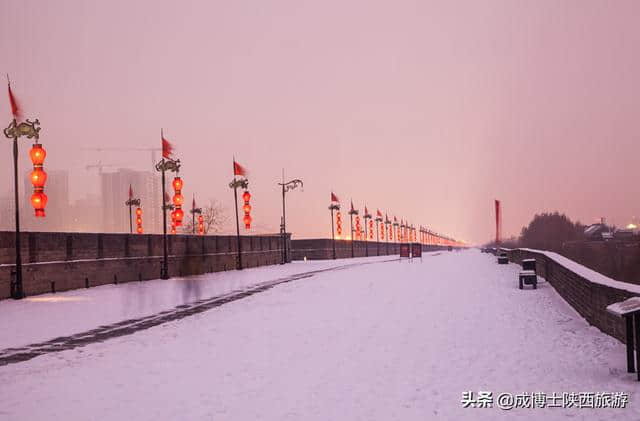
[0,249,637,420]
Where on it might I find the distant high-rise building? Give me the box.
[101,169,161,233]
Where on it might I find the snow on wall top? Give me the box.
[515,248,640,296]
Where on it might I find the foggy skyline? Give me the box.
[2,0,640,243]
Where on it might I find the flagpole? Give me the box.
[376,217,380,256]
[233,160,243,270]
[11,118,23,298]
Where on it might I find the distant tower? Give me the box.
[495,199,502,246]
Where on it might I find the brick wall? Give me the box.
[291,239,453,260]
[0,231,291,299]
[505,248,639,343]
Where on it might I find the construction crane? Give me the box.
[81,147,161,169]
[85,162,123,174]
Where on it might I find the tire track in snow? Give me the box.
[0,258,397,367]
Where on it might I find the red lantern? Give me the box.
[335,211,342,238]
[242,190,251,229]
[174,208,184,226]
[135,207,143,234]
[29,143,47,217]
[172,177,183,191]
[198,214,204,235]
[172,176,184,227]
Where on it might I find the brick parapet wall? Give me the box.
[0,231,291,299]
[505,248,639,343]
[291,239,454,260]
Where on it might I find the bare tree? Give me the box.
[181,200,227,234]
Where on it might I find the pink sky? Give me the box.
[2,0,640,243]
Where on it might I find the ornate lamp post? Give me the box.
[375,210,382,256]
[363,207,371,257]
[230,160,249,270]
[384,214,390,242]
[392,217,399,244]
[277,173,303,264]
[155,130,180,279]
[189,196,202,234]
[348,201,358,258]
[4,91,42,299]
[329,194,340,260]
[125,185,141,234]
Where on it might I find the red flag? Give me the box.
[7,82,20,119]
[364,206,369,215]
[377,209,382,217]
[162,132,174,159]
[350,200,355,212]
[394,216,397,222]
[331,192,339,202]
[192,196,196,209]
[233,160,247,176]
[128,184,133,199]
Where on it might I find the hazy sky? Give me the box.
[2,0,639,243]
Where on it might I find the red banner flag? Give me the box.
[128,184,133,199]
[364,206,369,215]
[192,196,196,209]
[7,81,21,119]
[376,209,382,218]
[350,200,355,212]
[331,192,339,202]
[233,160,247,176]
[162,131,174,159]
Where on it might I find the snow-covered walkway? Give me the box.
[0,250,637,420]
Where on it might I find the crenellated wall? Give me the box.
[0,231,291,299]
[290,238,453,260]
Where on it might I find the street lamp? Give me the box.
[363,207,371,257]
[329,193,340,260]
[155,129,180,280]
[277,173,303,264]
[392,217,399,244]
[375,210,382,256]
[384,214,390,243]
[125,185,140,234]
[230,160,249,270]
[4,89,42,299]
[189,196,202,234]
[348,201,358,258]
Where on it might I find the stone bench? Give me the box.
[518,269,537,289]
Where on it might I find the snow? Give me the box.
[518,248,640,295]
[607,297,640,317]
[0,249,637,420]
[0,255,397,350]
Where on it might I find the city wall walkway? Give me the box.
[0,250,636,420]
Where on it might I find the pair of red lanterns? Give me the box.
[170,176,184,234]
[29,143,48,217]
